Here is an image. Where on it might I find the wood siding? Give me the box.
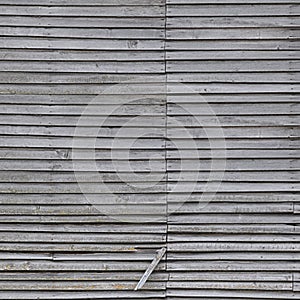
[0,0,299,299]
[166,1,299,299]
[0,1,167,299]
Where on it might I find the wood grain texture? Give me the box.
[0,1,168,299]
[0,0,298,299]
[165,1,299,299]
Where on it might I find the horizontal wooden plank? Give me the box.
[167,159,300,171]
[0,214,167,224]
[0,0,165,4]
[0,115,166,127]
[168,72,296,83]
[0,50,165,61]
[168,242,300,252]
[0,157,165,169]
[0,37,164,50]
[167,138,299,149]
[169,171,299,182]
[0,202,292,215]
[0,243,167,252]
[2,72,167,85]
[167,5,296,16]
[169,252,300,261]
[0,84,167,94]
[168,183,297,192]
[0,203,166,215]
[168,214,300,224]
[0,149,165,160]
[0,83,167,94]
[0,232,166,243]
[0,223,167,233]
[0,16,166,28]
[169,233,299,242]
[167,280,292,290]
[169,202,293,213]
[167,50,299,60]
[0,260,166,271]
[0,291,166,299]
[168,192,299,203]
[167,16,297,28]
[1,73,167,85]
[168,261,300,271]
[168,94,300,103]
[0,171,167,184]
[0,271,168,281]
[167,28,291,39]
[0,61,165,73]
[0,252,51,260]
[169,224,297,234]
[166,40,297,50]
[169,271,292,282]
[167,115,298,127]
[0,125,165,138]
[0,5,165,17]
[0,137,166,149]
[167,149,299,159]
[0,193,167,205]
[167,61,296,72]
[168,103,299,115]
[0,94,166,105]
[0,27,165,39]
[167,83,297,94]
[0,160,165,172]
[0,281,166,291]
[168,126,295,138]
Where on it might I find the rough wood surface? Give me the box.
[0,0,298,299]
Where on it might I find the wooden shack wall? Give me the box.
[0,0,299,299]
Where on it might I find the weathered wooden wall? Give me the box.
[0,0,168,299]
[166,0,300,299]
[0,0,299,299]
